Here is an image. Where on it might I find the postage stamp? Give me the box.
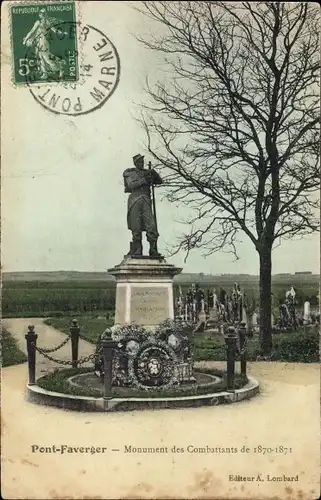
[10,1,78,85]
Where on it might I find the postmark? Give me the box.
[9,1,121,116]
[26,21,121,116]
[10,1,78,85]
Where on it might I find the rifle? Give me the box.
[148,161,158,234]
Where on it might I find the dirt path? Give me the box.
[1,318,320,500]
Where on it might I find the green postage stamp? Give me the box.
[10,1,78,84]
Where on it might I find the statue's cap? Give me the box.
[133,153,144,164]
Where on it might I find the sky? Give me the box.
[1,0,320,275]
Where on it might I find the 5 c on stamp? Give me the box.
[10,1,78,84]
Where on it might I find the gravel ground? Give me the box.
[1,318,320,500]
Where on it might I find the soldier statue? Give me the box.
[123,154,163,257]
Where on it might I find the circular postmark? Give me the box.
[25,21,120,116]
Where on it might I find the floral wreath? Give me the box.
[111,324,150,354]
[128,337,179,390]
[155,318,194,360]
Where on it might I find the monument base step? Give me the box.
[123,254,165,261]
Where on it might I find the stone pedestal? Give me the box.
[207,307,219,325]
[108,256,182,328]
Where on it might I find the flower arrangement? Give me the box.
[128,337,179,390]
[94,319,194,389]
[112,324,150,344]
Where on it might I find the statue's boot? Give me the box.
[131,238,143,256]
[126,242,133,256]
[149,240,162,258]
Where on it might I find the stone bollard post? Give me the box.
[25,325,38,385]
[70,319,80,368]
[224,326,238,391]
[101,328,117,399]
[238,321,248,377]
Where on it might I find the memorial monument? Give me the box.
[97,154,195,387]
[108,153,182,329]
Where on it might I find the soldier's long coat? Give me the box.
[123,168,158,235]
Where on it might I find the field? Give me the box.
[2,281,116,318]
[2,277,319,318]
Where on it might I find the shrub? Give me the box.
[272,330,319,362]
[2,328,27,367]
[194,329,319,363]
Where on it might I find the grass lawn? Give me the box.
[2,328,27,367]
[44,314,114,343]
[44,315,319,363]
[194,328,319,362]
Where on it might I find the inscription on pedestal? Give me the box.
[130,287,170,325]
[115,286,127,324]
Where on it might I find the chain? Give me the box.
[75,352,97,365]
[37,334,71,353]
[31,329,92,355]
[94,345,103,357]
[34,345,75,365]
[74,346,103,365]
[32,342,102,366]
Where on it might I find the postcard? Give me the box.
[1,1,320,499]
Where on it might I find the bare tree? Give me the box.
[135,1,320,356]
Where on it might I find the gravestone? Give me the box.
[271,314,275,328]
[252,312,258,326]
[242,307,247,324]
[303,301,311,324]
[252,312,260,333]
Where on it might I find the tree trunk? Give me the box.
[259,248,273,357]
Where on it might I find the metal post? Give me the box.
[25,325,38,385]
[225,326,237,391]
[238,321,247,376]
[70,319,80,368]
[101,328,117,399]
